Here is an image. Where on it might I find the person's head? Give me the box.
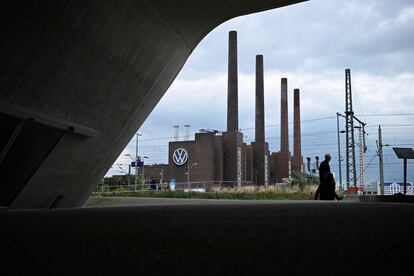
[325,154,331,161]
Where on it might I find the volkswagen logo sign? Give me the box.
[173,148,188,166]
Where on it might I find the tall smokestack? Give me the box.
[173,125,179,141]
[293,89,301,158]
[252,54,268,186]
[255,55,264,142]
[280,78,289,153]
[184,124,190,141]
[227,31,238,132]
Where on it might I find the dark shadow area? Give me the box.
[0,201,412,275]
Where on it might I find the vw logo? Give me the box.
[173,148,188,166]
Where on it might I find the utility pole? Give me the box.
[142,163,145,190]
[353,116,367,194]
[128,164,131,191]
[140,156,148,190]
[378,125,385,195]
[336,112,345,191]
[355,126,364,194]
[359,127,364,193]
[344,69,357,193]
[187,162,197,190]
[135,133,142,192]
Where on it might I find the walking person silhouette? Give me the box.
[314,154,343,200]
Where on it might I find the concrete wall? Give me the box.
[0,0,305,208]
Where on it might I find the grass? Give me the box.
[92,184,319,200]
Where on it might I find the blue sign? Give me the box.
[131,161,144,167]
[170,178,176,191]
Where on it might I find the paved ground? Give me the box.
[1,198,413,275]
[84,196,342,207]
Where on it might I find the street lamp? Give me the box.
[186,162,197,190]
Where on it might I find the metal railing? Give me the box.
[94,181,259,193]
[92,181,318,195]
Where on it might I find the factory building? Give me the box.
[167,31,304,186]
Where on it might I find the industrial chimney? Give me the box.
[280,78,289,153]
[273,78,291,182]
[227,30,238,132]
[292,88,303,172]
[173,125,179,141]
[184,124,190,141]
[255,55,265,143]
[252,54,269,186]
[222,31,244,185]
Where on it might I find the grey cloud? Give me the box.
[180,0,414,78]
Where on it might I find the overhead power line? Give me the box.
[356,113,414,117]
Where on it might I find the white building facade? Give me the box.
[377,181,414,195]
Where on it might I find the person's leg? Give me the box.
[319,192,331,200]
[314,185,320,200]
[334,192,343,201]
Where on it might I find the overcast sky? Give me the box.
[107,0,414,185]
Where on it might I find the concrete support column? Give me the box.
[227,31,238,132]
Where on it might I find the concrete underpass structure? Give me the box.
[0,0,306,209]
[1,2,413,274]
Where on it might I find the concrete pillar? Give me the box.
[255,55,264,143]
[280,78,289,153]
[227,31,238,132]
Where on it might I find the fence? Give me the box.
[92,180,319,196]
[94,181,257,193]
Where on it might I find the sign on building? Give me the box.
[173,148,188,166]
